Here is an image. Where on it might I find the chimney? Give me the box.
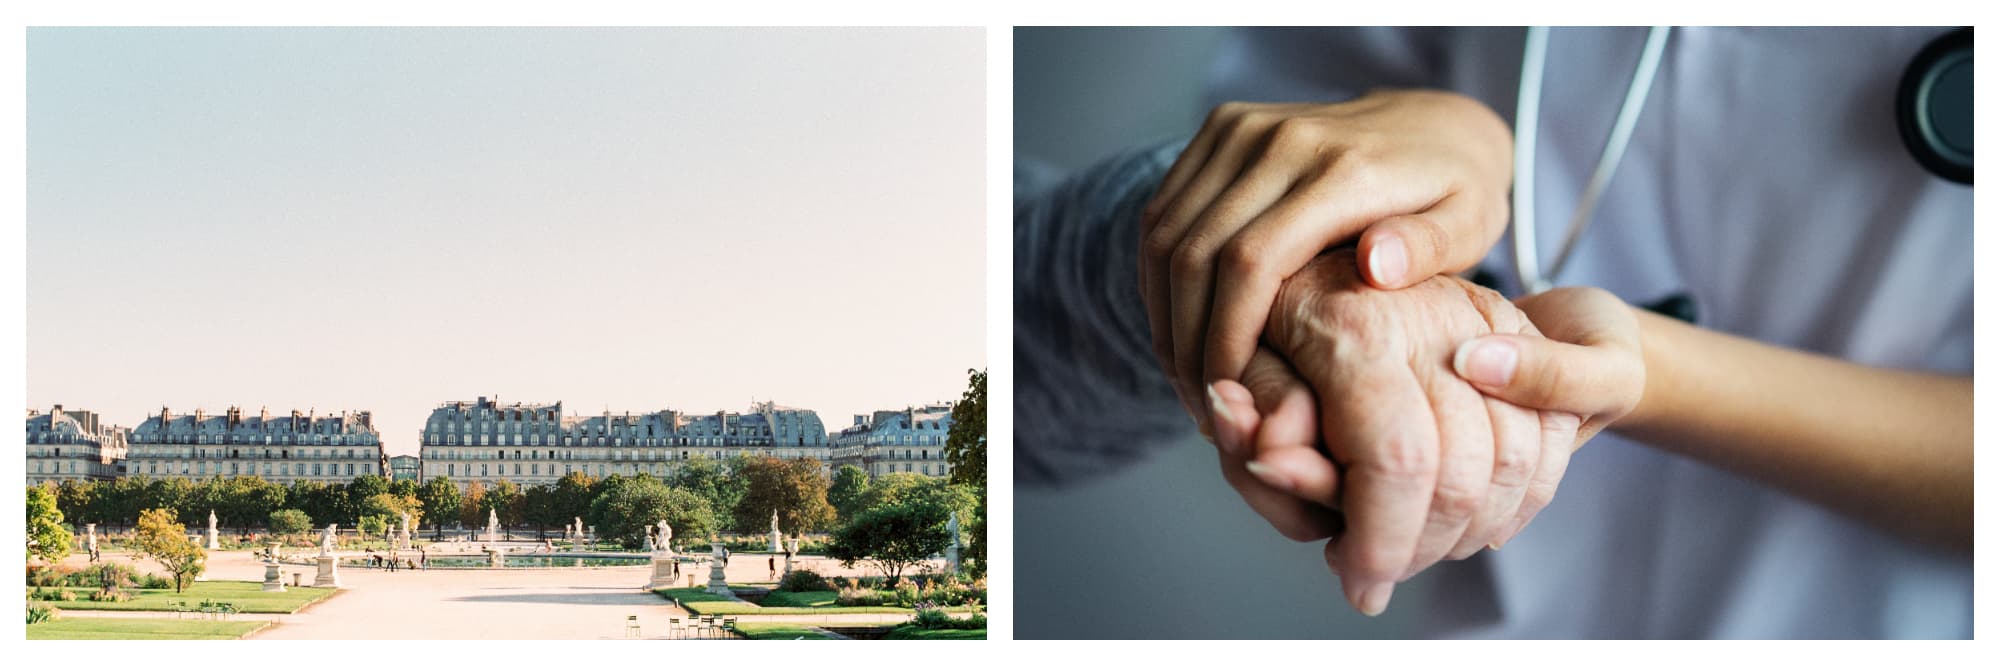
[854,415,868,427]
[260,406,269,421]
[51,404,63,421]
[161,406,171,425]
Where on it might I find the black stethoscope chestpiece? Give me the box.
[1897,27,1972,185]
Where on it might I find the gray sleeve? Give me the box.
[1013,142,1201,488]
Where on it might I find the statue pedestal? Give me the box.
[313,555,341,588]
[946,544,961,574]
[647,556,677,589]
[705,561,734,597]
[769,530,782,553]
[205,528,220,551]
[487,549,505,568]
[262,561,286,592]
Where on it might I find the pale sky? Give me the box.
[26,28,985,456]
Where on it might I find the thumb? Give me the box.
[1357,191,1502,289]
[1451,333,1642,419]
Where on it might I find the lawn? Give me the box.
[42,581,339,614]
[730,623,835,640]
[760,590,839,608]
[883,626,986,640]
[26,617,268,640]
[654,588,915,616]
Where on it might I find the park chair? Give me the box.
[625,615,640,638]
[167,601,187,619]
[667,617,683,640]
[723,617,739,639]
[701,615,717,639]
[218,602,238,620]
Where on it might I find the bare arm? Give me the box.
[1616,308,1972,550]
[1453,290,1972,552]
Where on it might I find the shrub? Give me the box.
[26,601,59,625]
[26,565,68,589]
[29,588,77,602]
[78,562,137,590]
[88,588,131,602]
[909,604,985,630]
[778,569,830,593]
[138,573,173,590]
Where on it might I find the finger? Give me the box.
[1141,115,1267,422]
[1448,396,1539,559]
[1495,410,1581,547]
[1356,190,1506,289]
[1318,361,1438,617]
[1200,166,1446,386]
[1170,156,1304,419]
[1235,347,1319,457]
[1206,381,1256,459]
[1143,104,1237,226]
[1399,372,1492,581]
[1451,333,1643,417]
[1218,449,1342,543]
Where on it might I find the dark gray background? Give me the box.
[1013,27,1426,639]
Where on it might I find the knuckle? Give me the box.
[1168,239,1216,279]
[1491,445,1534,485]
[1356,436,1438,481]
[1268,117,1323,147]
[1140,229,1181,266]
[1217,236,1270,278]
[1430,482,1483,522]
[1343,544,1409,582]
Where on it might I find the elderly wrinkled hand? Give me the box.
[1202,249,1584,616]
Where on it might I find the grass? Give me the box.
[730,623,835,640]
[26,617,268,640]
[760,590,838,607]
[653,588,916,616]
[883,626,986,640]
[42,581,339,614]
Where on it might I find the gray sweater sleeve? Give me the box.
[1013,143,1203,487]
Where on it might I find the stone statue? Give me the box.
[320,523,338,555]
[947,511,962,548]
[209,510,218,531]
[771,509,780,533]
[657,520,673,549]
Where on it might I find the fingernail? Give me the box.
[1358,582,1395,617]
[1244,460,1292,492]
[1206,384,1241,455]
[1368,234,1408,287]
[1487,542,1503,552]
[1454,338,1518,387]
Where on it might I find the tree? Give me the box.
[268,509,313,536]
[826,494,953,583]
[416,476,461,538]
[216,476,285,535]
[550,472,598,529]
[484,479,524,527]
[733,456,836,537]
[521,485,560,539]
[944,368,987,489]
[134,508,205,593]
[588,477,715,550]
[346,474,391,523]
[52,480,91,528]
[672,456,747,531]
[853,473,977,520]
[27,486,73,563]
[358,493,422,534]
[828,465,872,522]
[460,481,487,529]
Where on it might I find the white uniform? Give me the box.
[1201,27,1972,638]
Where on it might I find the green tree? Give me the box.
[550,472,598,528]
[95,477,147,529]
[358,493,422,533]
[483,479,524,527]
[672,456,747,531]
[346,475,391,523]
[732,456,837,538]
[358,514,390,540]
[52,480,91,528]
[521,485,560,539]
[216,476,286,535]
[268,509,313,536]
[853,473,977,520]
[140,477,196,526]
[416,476,461,538]
[588,477,715,550]
[27,486,73,563]
[828,465,872,522]
[826,494,953,583]
[944,368,987,489]
[134,508,205,593]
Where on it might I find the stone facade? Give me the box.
[24,405,128,484]
[126,406,384,482]
[388,454,421,482]
[828,402,956,479]
[419,396,832,489]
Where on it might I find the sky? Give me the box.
[26,28,986,456]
